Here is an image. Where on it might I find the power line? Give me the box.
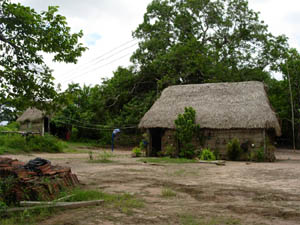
[56,39,137,79]
[56,117,137,128]
[58,42,138,82]
[54,119,137,131]
[61,52,133,84]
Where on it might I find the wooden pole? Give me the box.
[287,64,296,151]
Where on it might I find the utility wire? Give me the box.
[55,117,137,128]
[59,42,138,82]
[56,39,137,79]
[54,118,137,130]
[61,52,133,84]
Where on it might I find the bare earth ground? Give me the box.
[4,148,300,225]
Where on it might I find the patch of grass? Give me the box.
[60,188,144,214]
[179,214,241,225]
[139,157,197,164]
[88,150,115,163]
[161,188,177,197]
[0,134,66,154]
[1,188,144,224]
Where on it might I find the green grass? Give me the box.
[0,134,66,154]
[87,151,116,163]
[139,157,197,164]
[1,188,144,225]
[161,188,177,197]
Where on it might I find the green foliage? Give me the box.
[164,144,176,157]
[0,134,65,154]
[161,188,177,197]
[200,149,216,161]
[250,148,265,162]
[0,0,87,108]
[0,176,18,206]
[88,151,114,163]
[132,147,142,157]
[0,122,20,132]
[5,135,27,150]
[227,138,242,161]
[175,107,200,158]
[27,134,64,153]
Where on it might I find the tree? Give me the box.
[0,0,87,109]
[132,0,288,87]
[279,49,300,148]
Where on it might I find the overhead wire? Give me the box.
[61,51,133,84]
[56,39,136,77]
[56,40,138,83]
[54,117,137,130]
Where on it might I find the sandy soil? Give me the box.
[5,148,300,225]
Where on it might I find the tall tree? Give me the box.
[132,0,288,88]
[0,0,87,109]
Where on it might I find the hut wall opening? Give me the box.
[149,128,163,156]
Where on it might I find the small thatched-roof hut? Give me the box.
[17,107,50,135]
[139,81,281,158]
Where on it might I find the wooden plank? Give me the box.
[7,200,104,212]
[196,160,226,166]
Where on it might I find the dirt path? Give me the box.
[5,149,300,225]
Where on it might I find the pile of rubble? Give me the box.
[0,157,79,203]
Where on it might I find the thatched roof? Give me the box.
[139,81,281,136]
[17,107,46,123]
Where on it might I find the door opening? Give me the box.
[150,128,163,156]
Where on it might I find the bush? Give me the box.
[227,138,242,161]
[250,148,265,162]
[132,147,142,157]
[27,134,64,153]
[5,135,27,150]
[175,107,200,158]
[200,148,216,161]
[179,143,195,159]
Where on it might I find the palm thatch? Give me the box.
[17,107,46,123]
[139,81,281,136]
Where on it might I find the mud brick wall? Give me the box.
[19,120,43,134]
[160,128,266,157]
[161,129,177,152]
[201,129,264,156]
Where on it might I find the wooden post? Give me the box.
[287,64,296,151]
[263,129,266,154]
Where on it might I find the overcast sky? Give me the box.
[12,0,300,89]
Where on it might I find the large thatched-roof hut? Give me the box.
[139,81,281,158]
[17,107,50,135]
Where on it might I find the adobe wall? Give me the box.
[160,128,265,157]
[19,120,44,134]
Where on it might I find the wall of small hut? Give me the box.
[147,128,275,159]
[19,117,50,135]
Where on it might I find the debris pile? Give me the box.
[0,157,79,203]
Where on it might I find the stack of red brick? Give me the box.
[0,157,79,202]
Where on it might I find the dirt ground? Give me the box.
[5,148,300,225]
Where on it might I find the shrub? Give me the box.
[250,148,265,162]
[5,135,27,150]
[200,148,216,161]
[132,147,142,157]
[165,145,176,157]
[227,138,242,161]
[27,134,64,153]
[179,143,195,159]
[175,107,200,158]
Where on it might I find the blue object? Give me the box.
[111,128,121,152]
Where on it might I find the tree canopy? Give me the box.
[132,0,288,88]
[0,0,87,109]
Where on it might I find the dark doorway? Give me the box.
[44,117,49,133]
[150,128,163,156]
